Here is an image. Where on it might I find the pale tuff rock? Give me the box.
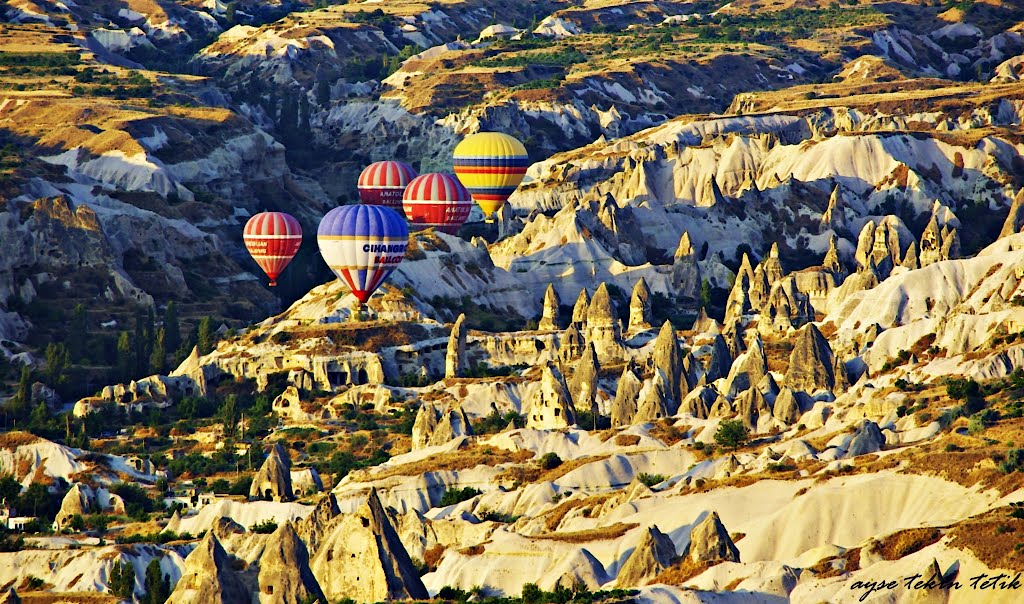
[213,517,246,540]
[611,361,643,427]
[736,387,772,431]
[846,419,885,457]
[760,243,785,285]
[586,283,622,355]
[681,385,717,419]
[539,284,561,331]
[526,363,576,429]
[428,407,474,447]
[310,488,428,603]
[757,372,780,398]
[168,531,250,604]
[821,183,849,235]
[724,336,768,396]
[634,370,672,423]
[700,174,728,207]
[250,443,295,502]
[681,352,702,393]
[772,387,804,425]
[704,335,733,382]
[832,354,850,392]
[902,240,920,270]
[721,321,745,359]
[296,494,341,556]
[708,394,733,418]
[559,324,586,362]
[823,234,844,275]
[258,522,326,604]
[855,216,914,277]
[568,342,601,415]
[0,588,18,604]
[571,289,590,329]
[651,321,684,410]
[272,386,308,424]
[683,511,740,563]
[724,261,753,325]
[614,525,678,587]
[445,313,467,379]
[672,231,701,297]
[747,264,771,311]
[53,483,93,531]
[758,278,815,334]
[999,188,1024,239]
[784,323,837,394]
[627,277,653,333]
[411,403,439,451]
[919,203,961,266]
[691,307,720,335]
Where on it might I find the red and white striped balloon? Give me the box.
[357,161,417,209]
[243,212,302,287]
[401,173,473,235]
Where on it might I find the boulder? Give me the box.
[258,522,326,604]
[571,288,590,329]
[615,525,677,587]
[53,483,92,532]
[411,403,440,451]
[310,488,428,603]
[444,313,467,379]
[634,370,672,423]
[846,419,884,457]
[427,407,474,447]
[691,307,720,335]
[724,336,767,396]
[704,335,733,382]
[772,387,804,425]
[683,511,740,563]
[250,443,295,502]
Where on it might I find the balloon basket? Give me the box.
[268,280,277,287]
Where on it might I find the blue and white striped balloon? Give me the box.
[317,205,409,304]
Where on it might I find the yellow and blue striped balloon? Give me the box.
[453,132,529,218]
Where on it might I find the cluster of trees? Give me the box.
[0,476,67,524]
[110,559,170,604]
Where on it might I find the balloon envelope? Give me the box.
[453,132,528,217]
[358,161,417,209]
[317,205,409,305]
[402,173,473,235]
[243,212,302,287]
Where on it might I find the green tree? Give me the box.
[9,365,32,420]
[44,342,70,386]
[68,304,88,361]
[0,475,22,503]
[196,316,214,355]
[700,279,712,311]
[163,302,181,357]
[116,331,133,382]
[149,327,166,375]
[219,394,239,438]
[141,558,170,604]
[714,419,750,450]
[134,308,147,376]
[29,401,50,433]
[316,79,331,106]
[110,560,136,600]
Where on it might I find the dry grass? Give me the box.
[0,431,40,449]
[459,544,485,556]
[423,544,446,571]
[807,547,861,579]
[614,434,641,447]
[533,522,638,543]
[648,420,687,446]
[544,494,613,531]
[876,527,944,560]
[653,558,723,585]
[20,594,119,604]
[947,508,1024,571]
[495,454,611,486]
[351,446,534,481]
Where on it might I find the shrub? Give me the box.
[636,473,666,487]
[250,519,278,534]
[714,419,750,450]
[1000,449,1024,474]
[438,487,482,507]
[539,452,563,470]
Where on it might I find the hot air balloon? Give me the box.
[453,132,528,220]
[401,172,473,234]
[357,160,418,209]
[317,204,409,306]
[243,211,302,287]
